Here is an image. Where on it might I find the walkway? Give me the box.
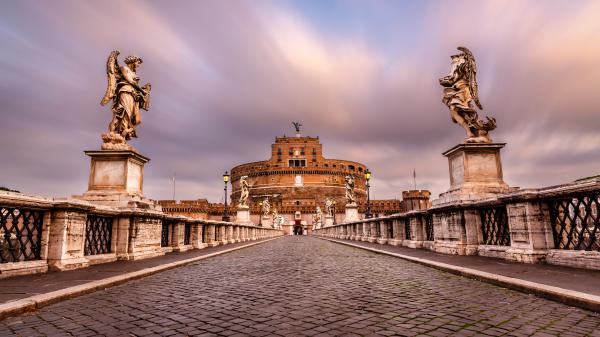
[1,236,599,336]
[0,239,273,304]
[318,238,600,296]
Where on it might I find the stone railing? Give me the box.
[313,177,600,270]
[0,192,282,278]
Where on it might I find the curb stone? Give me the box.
[321,237,600,313]
[0,237,282,320]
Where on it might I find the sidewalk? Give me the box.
[0,238,277,315]
[320,237,600,312]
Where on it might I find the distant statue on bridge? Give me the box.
[325,199,334,216]
[313,206,322,228]
[239,176,249,207]
[100,50,152,150]
[345,175,356,205]
[262,197,271,217]
[271,207,278,227]
[439,46,496,143]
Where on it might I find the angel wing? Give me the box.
[457,46,483,110]
[100,50,122,106]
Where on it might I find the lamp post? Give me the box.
[365,169,372,219]
[222,171,230,222]
[258,201,263,227]
[332,200,337,225]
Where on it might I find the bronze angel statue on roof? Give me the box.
[100,50,151,150]
[439,47,496,143]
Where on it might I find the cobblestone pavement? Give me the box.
[1,237,599,337]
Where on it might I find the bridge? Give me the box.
[0,236,598,336]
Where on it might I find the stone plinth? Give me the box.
[324,215,334,227]
[344,204,359,223]
[435,143,511,205]
[235,205,252,224]
[79,150,157,208]
[262,215,272,228]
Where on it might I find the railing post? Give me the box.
[368,221,377,243]
[206,224,218,247]
[227,224,234,244]
[191,222,206,249]
[47,203,90,271]
[376,220,389,245]
[432,208,480,256]
[505,200,553,263]
[405,215,424,248]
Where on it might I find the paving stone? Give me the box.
[0,237,599,336]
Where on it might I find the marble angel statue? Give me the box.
[439,46,496,143]
[345,175,356,205]
[325,198,334,217]
[100,50,151,150]
[262,197,271,217]
[239,176,249,207]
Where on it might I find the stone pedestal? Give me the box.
[314,221,322,230]
[78,150,157,209]
[235,205,252,224]
[324,215,334,227]
[344,204,359,223]
[435,143,512,205]
[262,215,272,228]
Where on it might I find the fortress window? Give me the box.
[348,165,355,171]
[296,201,300,206]
[358,167,363,172]
[277,148,282,162]
[301,147,305,155]
[289,159,306,167]
[289,148,293,155]
[324,164,329,168]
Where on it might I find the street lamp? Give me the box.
[258,201,263,227]
[332,200,337,225]
[222,171,230,222]
[365,169,372,219]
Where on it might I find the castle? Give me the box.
[160,127,430,234]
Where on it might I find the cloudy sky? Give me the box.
[1,0,598,203]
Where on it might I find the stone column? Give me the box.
[432,208,479,256]
[389,219,402,246]
[404,216,424,248]
[505,199,553,263]
[191,222,206,249]
[377,220,389,245]
[346,224,353,240]
[227,225,234,244]
[206,224,219,247]
[47,202,91,271]
[233,226,240,243]
[171,221,185,251]
[218,225,227,244]
[368,222,378,243]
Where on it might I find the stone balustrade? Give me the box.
[0,192,282,278]
[313,177,600,271]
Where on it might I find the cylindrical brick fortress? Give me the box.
[230,135,367,215]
